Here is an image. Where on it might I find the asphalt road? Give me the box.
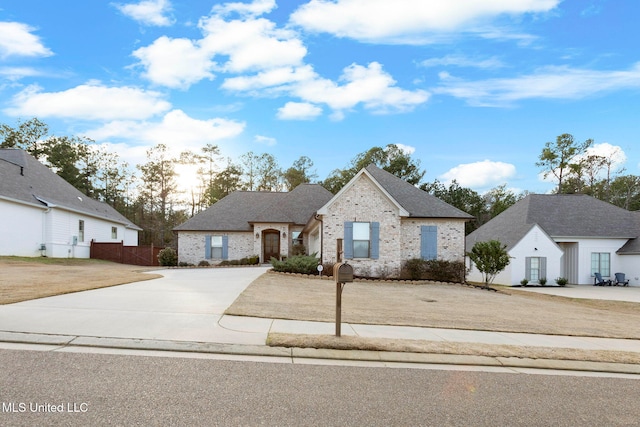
[1,349,639,426]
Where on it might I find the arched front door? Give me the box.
[263,230,280,261]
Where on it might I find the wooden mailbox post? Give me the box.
[333,262,354,337]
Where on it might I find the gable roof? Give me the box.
[318,164,474,220]
[174,183,334,232]
[467,194,640,251]
[0,148,141,230]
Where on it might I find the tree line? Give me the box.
[2,118,639,247]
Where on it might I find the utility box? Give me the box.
[334,262,354,283]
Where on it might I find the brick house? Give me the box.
[174,164,473,276]
[307,164,473,277]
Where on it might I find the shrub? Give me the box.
[178,261,194,267]
[402,258,426,280]
[291,244,306,256]
[555,277,568,287]
[198,260,210,267]
[400,259,466,283]
[520,278,529,286]
[321,262,335,277]
[219,255,260,266]
[158,247,178,266]
[539,278,547,286]
[270,255,320,275]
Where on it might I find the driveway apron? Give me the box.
[0,267,270,345]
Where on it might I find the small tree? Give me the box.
[467,240,510,289]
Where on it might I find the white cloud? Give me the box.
[4,83,171,120]
[0,22,53,58]
[114,0,174,26]
[292,62,429,114]
[440,160,516,188]
[434,62,640,106]
[212,0,276,17]
[199,16,307,73]
[290,0,559,44]
[420,54,504,69]
[222,65,315,92]
[132,36,216,89]
[0,66,45,81]
[393,143,415,155]
[277,101,322,120]
[254,134,277,146]
[88,109,245,150]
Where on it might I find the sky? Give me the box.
[1,0,639,196]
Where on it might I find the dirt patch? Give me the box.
[227,271,640,339]
[268,333,640,365]
[0,257,162,304]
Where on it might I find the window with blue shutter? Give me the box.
[222,235,229,260]
[420,226,437,260]
[370,222,380,259]
[205,235,212,259]
[344,222,354,259]
[344,221,379,259]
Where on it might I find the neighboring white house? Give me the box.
[466,194,640,286]
[175,164,473,278]
[0,149,141,258]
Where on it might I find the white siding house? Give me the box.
[467,194,640,286]
[0,149,141,258]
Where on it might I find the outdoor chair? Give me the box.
[614,272,630,287]
[594,272,611,286]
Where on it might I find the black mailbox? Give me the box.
[334,262,354,283]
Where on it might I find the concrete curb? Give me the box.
[2,331,639,375]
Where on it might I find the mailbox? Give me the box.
[334,262,354,283]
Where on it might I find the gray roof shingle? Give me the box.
[1,148,141,230]
[466,194,640,251]
[365,164,474,219]
[174,184,333,231]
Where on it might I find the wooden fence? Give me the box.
[90,240,163,266]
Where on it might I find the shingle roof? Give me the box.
[1,148,141,230]
[173,184,334,231]
[364,164,474,219]
[466,194,640,250]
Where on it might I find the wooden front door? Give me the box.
[263,231,280,261]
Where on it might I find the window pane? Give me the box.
[212,247,223,259]
[212,235,223,246]
[601,253,610,276]
[353,222,370,240]
[353,240,369,258]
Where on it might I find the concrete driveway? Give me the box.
[513,284,640,303]
[0,267,271,345]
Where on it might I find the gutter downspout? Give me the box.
[315,213,323,263]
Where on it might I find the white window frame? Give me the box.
[78,220,85,242]
[352,222,370,259]
[591,252,611,277]
[211,235,223,260]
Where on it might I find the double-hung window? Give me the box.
[526,257,547,282]
[205,235,228,260]
[78,220,85,242]
[352,222,370,258]
[344,222,379,259]
[591,252,610,277]
[111,226,118,239]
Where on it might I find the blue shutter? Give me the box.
[205,235,212,259]
[540,257,547,280]
[344,221,354,259]
[525,257,532,280]
[222,235,229,260]
[370,222,380,259]
[420,226,437,260]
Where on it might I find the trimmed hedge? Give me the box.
[400,258,465,283]
[270,255,320,275]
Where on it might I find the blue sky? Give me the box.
[1,0,639,195]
